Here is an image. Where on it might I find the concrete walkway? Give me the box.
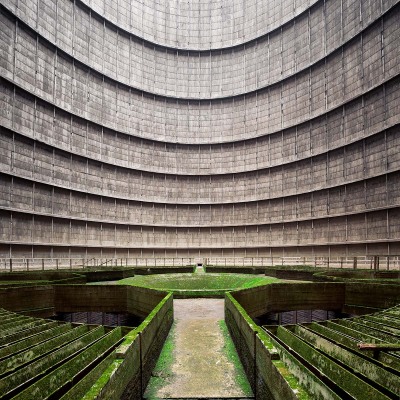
[144,298,253,399]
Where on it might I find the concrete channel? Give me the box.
[144,298,254,399]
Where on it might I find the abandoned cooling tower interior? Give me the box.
[0,0,400,398]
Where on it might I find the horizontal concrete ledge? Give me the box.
[3,0,395,99]
[1,238,399,249]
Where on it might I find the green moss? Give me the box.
[218,320,253,396]
[81,359,123,399]
[118,273,278,297]
[272,360,310,400]
[144,322,176,399]
[117,293,172,353]
[226,293,263,333]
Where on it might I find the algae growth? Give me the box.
[218,320,253,396]
[144,323,176,399]
[118,272,279,296]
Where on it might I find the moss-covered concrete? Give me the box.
[145,299,252,399]
[143,322,176,399]
[0,271,86,287]
[314,270,400,282]
[0,322,63,359]
[276,326,391,400]
[205,265,267,274]
[260,330,340,400]
[0,287,173,400]
[0,267,398,399]
[232,282,345,318]
[0,323,82,375]
[293,325,399,396]
[225,293,313,399]
[118,272,279,297]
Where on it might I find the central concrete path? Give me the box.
[144,298,253,399]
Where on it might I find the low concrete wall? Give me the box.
[205,266,266,274]
[0,283,168,319]
[0,285,55,316]
[230,279,399,319]
[344,282,400,314]
[135,293,173,392]
[225,293,301,399]
[232,282,345,318]
[225,292,256,388]
[226,291,350,399]
[255,333,304,399]
[53,286,172,399]
[55,285,128,314]
[80,269,135,282]
[55,285,168,318]
[0,271,86,287]
[127,286,168,319]
[97,293,173,400]
[0,282,173,399]
[264,268,317,281]
[132,267,194,275]
[314,270,400,281]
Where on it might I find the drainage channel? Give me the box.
[144,298,254,399]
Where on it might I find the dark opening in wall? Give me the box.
[54,311,143,327]
[254,309,353,325]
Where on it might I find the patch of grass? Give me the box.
[144,323,176,399]
[218,320,253,396]
[117,273,279,296]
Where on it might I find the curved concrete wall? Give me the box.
[1,78,399,176]
[1,6,399,144]
[70,0,316,50]
[1,0,391,98]
[0,0,399,258]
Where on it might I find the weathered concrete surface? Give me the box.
[233,282,345,318]
[144,298,253,398]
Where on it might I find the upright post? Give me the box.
[374,256,379,271]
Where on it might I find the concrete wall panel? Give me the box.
[0,0,399,257]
